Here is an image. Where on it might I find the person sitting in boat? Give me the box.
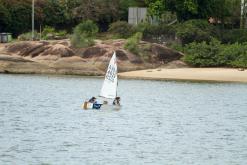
[113,97,120,106]
[88,97,97,103]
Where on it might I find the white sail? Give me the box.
[100,52,118,99]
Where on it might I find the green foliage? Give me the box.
[42,26,55,39]
[166,0,232,22]
[43,0,68,27]
[71,20,99,48]
[8,1,32,36]
[168,42,184,52]
[133,23,176,43]
[42,26,67,40]
[145,0,166,19]
[56,30,67,38]
[0,0,243,38]
[74,20,99,37]
[124,32,143,54]
[142,24,176,38]
[183,38,222,67]
[219,29,247,44]
[176,19,215,45]
[108,21,135,39]
[18,31,39,41]
[217,43,242,66]
[0,3,11,32]
[221,41,247,68]
[135,23,149,33]
[183,39,247,68]
[232,54,247,68]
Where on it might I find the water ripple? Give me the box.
[0,75,247,164]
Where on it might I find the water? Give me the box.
[0,74,247,165]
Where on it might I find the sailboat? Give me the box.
[82,51,120,110]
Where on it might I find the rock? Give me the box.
[5,41,74,58]
[115,49,128,61]
[151,43,183,62]
[41,44,74,57]
[0,39,186,75]
[82,46,107,58]
[0,54,32,62]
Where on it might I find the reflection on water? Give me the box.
[0,74,247,164]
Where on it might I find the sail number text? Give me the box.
[106,65,116,82]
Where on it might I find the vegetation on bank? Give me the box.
[71,20,98,48]
[0,0,247,68]
[124,32,143,55]
[183,39,247,68]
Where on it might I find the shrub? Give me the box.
[124,32,143,55]
[183,38,222,67]
[176,19,215,45]
[42,26,55,40]
[41,26,67,40]
[230,42,247,68]
[168,42,184,52]
[130,23,176,44]
[108,21,134,38]
[42,26,55,36]
[183,39,247,68]
[219,29,247,44]
[135,23,149,33]
[55,30,67,39]
[142,24,175,38]
[217,43,242,66]
[18,31,39,41]
[71,20,99,48]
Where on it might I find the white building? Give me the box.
[128,7,148,25]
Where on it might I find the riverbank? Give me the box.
[119,68,247,83]
[0,40,183,75]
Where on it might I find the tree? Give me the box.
[145,0,166,19]
[8,0,32,36]
[43,0,68,28]
[0,2,11,32]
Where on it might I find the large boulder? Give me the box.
[82,46,108,58]
[40,44,74,57]
[151,43,183,62]
[5,41,74,58]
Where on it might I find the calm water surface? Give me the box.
[0,74,247,165]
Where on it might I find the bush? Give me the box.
[217,43,242,66]
[176,19,215,45]
[219,29,247,44]
[71,20,99,48]
[168,42,184,52]
[183,39,247,68]
[42,26,55,40]
[108,21,135,38]
[42,26,55,36]
[143,24,175,38]
[124,32,143,55]
[55,30,67,38]
[41,26,67,40]
[232,54,247,68]
[229,42,247,68]
[128,23,177,44]
[183,38,222,67]
[18,31,39,41]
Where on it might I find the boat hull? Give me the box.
[82,102,120,110]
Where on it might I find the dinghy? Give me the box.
[82,52,120,110]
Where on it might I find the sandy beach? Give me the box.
[119,68,247,83]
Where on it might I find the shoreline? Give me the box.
[118,68,247,83]
[1,68,247,84]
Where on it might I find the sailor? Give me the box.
[88,97,96,103]
[113,97,120,106]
